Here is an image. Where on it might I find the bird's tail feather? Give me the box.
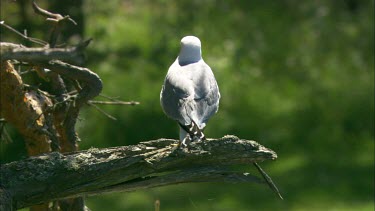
[179,120,206,141]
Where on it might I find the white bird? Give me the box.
[160,36,220,146]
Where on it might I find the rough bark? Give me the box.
[0,61,55,155]
[0,136,277,210]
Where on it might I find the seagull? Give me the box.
[160,36,220,147]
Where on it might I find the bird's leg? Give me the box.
[181,135,191,147]
[179,121,206,144]
[174,125,190,148]
[190,121,206,142]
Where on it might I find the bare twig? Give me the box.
[0,122,14,144]
[253,162,283,200]
[99,94,121,101]
[96,94,140,105]
[76,38,93,51]
[32,0,77,26]
[19,69,34,75]
[87,102,117,120]
[0,22,47,46]
[3,127,13,144]
[32,0,62,20]
[32,0,77,47]
[23,84,56,98]
[88,100,140,105]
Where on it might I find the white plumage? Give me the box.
[160,36,220,146]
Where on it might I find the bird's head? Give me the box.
[178,36,202,65]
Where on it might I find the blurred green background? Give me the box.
[1,0,374,210]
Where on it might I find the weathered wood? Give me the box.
[0,136,277,209]
[39,60,103,152]
[0,61,55,155]
[0,188,13,211]
[0,42,88,65]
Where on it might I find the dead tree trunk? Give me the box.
[0,136,277,210]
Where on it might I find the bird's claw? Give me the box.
[181,136,191,148]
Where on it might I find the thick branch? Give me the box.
[0,41,89,65]
[41,60,103,103]
[0,136,277,209]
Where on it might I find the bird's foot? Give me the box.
[181,136,191,148]
[192,132,206,143]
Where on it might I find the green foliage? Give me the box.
[1,0,373,210]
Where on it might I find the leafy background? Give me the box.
[1,0,374,210]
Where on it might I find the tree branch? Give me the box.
[87,102,117,120]
[88,100,140,105]
[36,60,103,152]
[32,0,77,47]
[0,21,47,46]
[0,41,90,65]
[0,136,277,210]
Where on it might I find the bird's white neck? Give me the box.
[178,45,202,66]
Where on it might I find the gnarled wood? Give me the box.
[0,61,54,155]
[0,136,277,210]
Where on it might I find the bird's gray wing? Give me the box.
[197,74,220,127]
[189,62,220,128]
[160,61,193,125]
